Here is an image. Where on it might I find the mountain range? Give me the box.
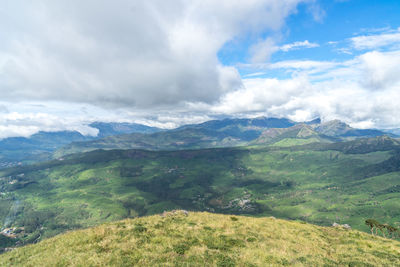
[1,117,394,169]
[54,117,394,158]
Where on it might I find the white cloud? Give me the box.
[1,1,400,137]
[4,47,400,138]
[280,40,319,52]
[250,39,319,63]
[358,50,400,90]
[351,28,400,50]
[0,111,97,139]
[269,60,336,71]
[250,37,280,63]
[0,0,307,109]
[208,49,400,129]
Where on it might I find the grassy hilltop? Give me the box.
[1,212,399,266]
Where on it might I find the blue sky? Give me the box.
[219,0,400,77]
[0,0,400,138]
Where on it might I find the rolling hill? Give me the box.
[0,212,399,266]
[1,136,400,246]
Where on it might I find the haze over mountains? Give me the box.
[0,122,162,168]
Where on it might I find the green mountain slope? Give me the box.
[53,128,248,158]
[251,124,336,146]
[54,118,394,158]
[1,136,400,245]
[1,212,399,266]
[53,117,297,157]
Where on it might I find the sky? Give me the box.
[1,0,400,138]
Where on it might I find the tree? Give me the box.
[377,223,387,238]
[384,225,398,239]
[365,219,379,235]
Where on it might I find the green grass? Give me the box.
[1,212,399,266]
[270,137,321,147]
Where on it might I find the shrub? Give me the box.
[133,224,147,234]
[246,237,257,242]
[216,254,236,267]
[230,216,238,221]
[173,242,191,255]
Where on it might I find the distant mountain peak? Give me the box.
[89,121,162,137]
[316,120,353,136]
[304,118,321,125]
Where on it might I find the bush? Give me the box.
[133,224,147,234]
[246,237,257,242]
[216,254,236,267]
[173,242,191,255]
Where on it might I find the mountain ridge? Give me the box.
[54,117,393,158]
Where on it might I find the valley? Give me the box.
[0,131,399,248]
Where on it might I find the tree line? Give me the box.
[365,219,399,239]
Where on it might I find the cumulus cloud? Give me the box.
[0,0,307,108]
[358,50,400,90]
[2,1,400,138]
[207,49,400,129]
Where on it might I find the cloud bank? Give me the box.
[0,0,307,108]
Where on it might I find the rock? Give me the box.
[332,222,351,229]
[160,210,189,217]
[342,224,351,229]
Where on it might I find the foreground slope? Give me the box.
[1,212,399,266]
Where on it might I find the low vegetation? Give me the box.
[365,219,399,238]
[1,212,399,266]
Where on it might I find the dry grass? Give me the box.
[1,212,400,266]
